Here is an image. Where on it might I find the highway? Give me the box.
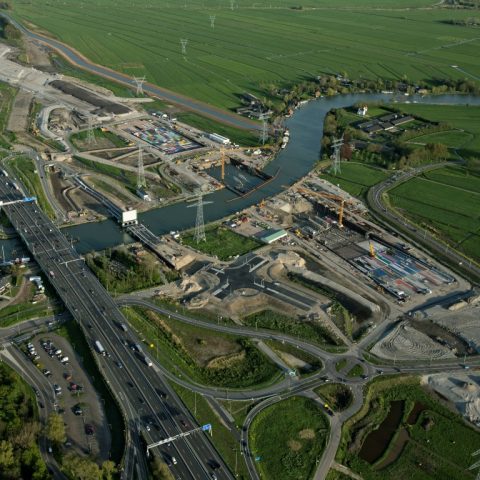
[0,175,233,480]
[1,13,260,132]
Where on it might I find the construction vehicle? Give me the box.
[369,242,376,258]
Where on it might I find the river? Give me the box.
[2,93,480,257]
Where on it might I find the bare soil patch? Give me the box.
[298,428,315,440]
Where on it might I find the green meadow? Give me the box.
[9,0,480,109]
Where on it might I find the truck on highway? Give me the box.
[142,354,153,367]
[94,340,106,356]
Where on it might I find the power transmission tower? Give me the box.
[180,38,188,55]
[133,76,146,96]
[259,116,269,145]
[210,14,216,28]
[86,117,95,147]
[329,136,344,176]
[469,449,480,480]
[194,193,206,243]
[137,145,146,188]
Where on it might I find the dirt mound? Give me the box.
[206,351,246,369]
[298,428,315,440]
[288,440,302,451]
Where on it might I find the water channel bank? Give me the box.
[2,93,480,257]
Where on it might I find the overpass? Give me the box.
[0,173,232,480]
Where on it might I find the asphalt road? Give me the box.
[0,176,233,480]
[367,162,480,285]
[1,13,260,132]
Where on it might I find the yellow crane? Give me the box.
[297,187,353,228]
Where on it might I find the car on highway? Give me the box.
[115,361,123,369]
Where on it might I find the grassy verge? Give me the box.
[6,156,55,218]
[177,112,259,147]
[337,376,480,480]
[181,225,262,261]
[346,364,364,378]
[0,81,17,148]
[315,384,353,412]
[150,296,236,326]
[171,383,249,479]
[250,396,330,480]
[121,305,282,389]
[243,310,341,349]
[56,320,125,463]
[335,359,348,372]
[218,399,257,429]
[73,155,137,188]
[265,339,323,376]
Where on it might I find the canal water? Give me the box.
[3,93,480,256]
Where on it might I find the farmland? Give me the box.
[321,163,389,199]
[9,1,480,110]
[387,165,480,261]
[394,104,480,163]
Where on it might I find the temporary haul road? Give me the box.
[0,176,232,480]
[1,14,260,132]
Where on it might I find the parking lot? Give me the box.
[24,333,111,460]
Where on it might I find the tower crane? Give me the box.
[296,187,353,228]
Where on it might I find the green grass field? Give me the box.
[243,309,340,347]
[250,396,330,480]
[388,165,480,261]
[10,1,480,109]
[182,225,262,260]
[321,163,389,198]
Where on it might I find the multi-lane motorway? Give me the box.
[0,175,232,480]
